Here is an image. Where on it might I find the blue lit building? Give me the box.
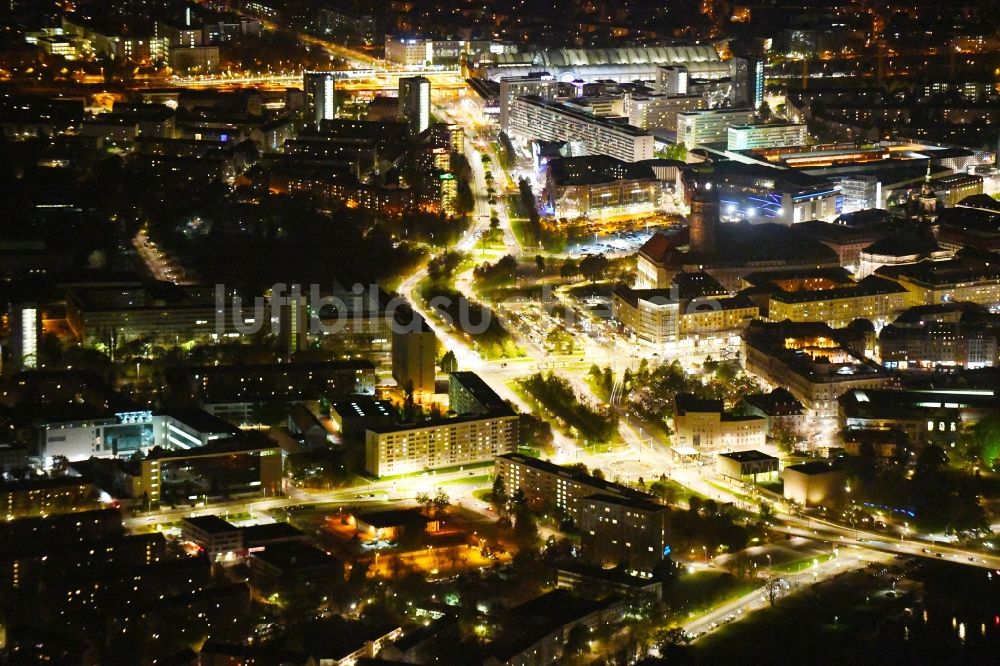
[706,161,843,225]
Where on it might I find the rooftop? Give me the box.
[330,396,394,419]
[182,515,239,535]
[742,388,805,416]
[515,96,652,137]
[586,492,669,513]
[497,453,652,500]
[718,449,778,463]
[785,461,845,475]
[250,540,339,573]
[156,407,238,436]
[241,522,307,543]
[355,508,429,529]
[449,371,512,414]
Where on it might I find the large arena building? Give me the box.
[480,44,731,83]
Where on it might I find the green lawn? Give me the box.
[665,570,757,619]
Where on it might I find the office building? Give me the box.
[761,274,908,329]
[449,371,510,416]
[578,494,670,576]
[120,437,283,506]
[876,249,1000,307]
[304,71,338,127]
[879,304,999,370]
[37,409,155,462]
[329,397,395,437]
[65,282,250,347]
[716,450,779,482]
[839,388,1000,450]
[742,321,896,422]
[612,285,758,345]
[364,410,518,477]
[186,360,377,423]
[168,45,219,73]
[543,155,669,219]
[782,461,846,507]
[656,65,690,96]
[677,108,754,148]
[625,94,705,131]
[180,516,242,562]
[730,56,764,110]
[672,394,767,452]
[180,516,306,563]
[391,313,436,395]
[153,408,238,450]
[494,453,653,524]
[8,303,39,374]
[727,123,809,151]
[741,388,807,436]
[498,73,559,134]
[507,96,655,162]
[399,76,431,135]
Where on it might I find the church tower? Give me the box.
[688,178,719,255]
[915,161,938,223]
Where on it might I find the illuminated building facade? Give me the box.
[364,412,518,477]
[399,76,431,135]
[672,394,767,451]
[494,453,652,524]
[578,495,670,576]
[508,97,656,162]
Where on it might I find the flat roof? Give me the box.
[182,515,239,534]
[785,461,844,475]
[586,492,668,513]
[516,96,652,137]
[450,371,512,414]
[497,453,653,500]
[250,540,338,570]
[355,508,429,528]
[156,407,238,436]
[330,396,394,419]
[241,522,306,542]
[718,450,777,463]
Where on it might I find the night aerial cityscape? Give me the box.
[2,0,1000,664]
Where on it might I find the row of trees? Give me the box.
[520,372,618,443]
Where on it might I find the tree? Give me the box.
[758,500,775,524]
[432,489,450,517]
[770,420,799,453]
[511,503,540,554]
[440,350,458,373]
[657,142,687,161]
[649,480,678,504]
[655,627,691,650]
[564,624,590,655]
[535,254,546,272]
[560,259,579,279]
[491,475,507,510]
[519,412,554,452]
[916,444,948,479]
[761,576,783,607]
[579,253,610,283]
[756,100,773,123]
